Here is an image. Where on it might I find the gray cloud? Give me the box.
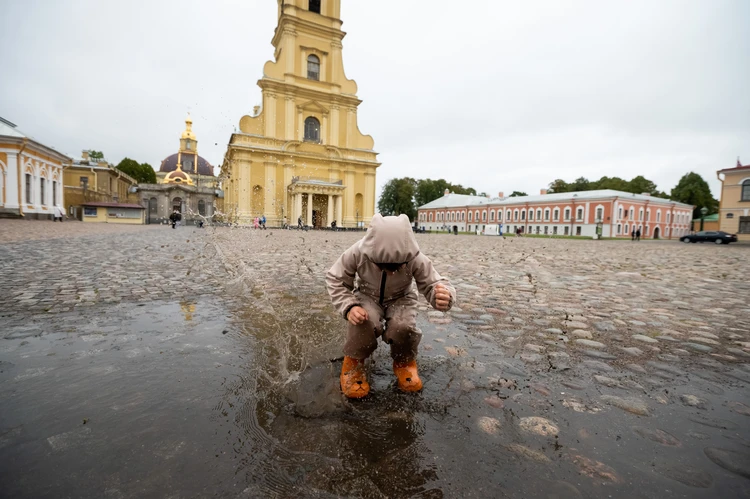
[1,0,747,200]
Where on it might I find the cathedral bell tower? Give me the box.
[221,0,379,227]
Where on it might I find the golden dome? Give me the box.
[164,164,194,185]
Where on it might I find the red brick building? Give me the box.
[417,189,694,239]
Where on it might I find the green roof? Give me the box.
[692,213,719,222]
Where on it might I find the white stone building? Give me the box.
[0,117,70,219]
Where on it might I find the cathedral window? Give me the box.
[25,174,33,203]
[198,200,206,216]
[307,55,320,80]
[309,0,321,14]
[304,117,321,142]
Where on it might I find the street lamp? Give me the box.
[700,206,708,231]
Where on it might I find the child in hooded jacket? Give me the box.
[326,214,456,398]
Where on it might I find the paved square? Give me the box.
[1,220,749,497]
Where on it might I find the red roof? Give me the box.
[718,159,750,174]
[82,202,145,209]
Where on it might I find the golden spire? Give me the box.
[181,113,196,140]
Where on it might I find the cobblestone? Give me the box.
[2,222,750,497]
[0,220,223,320]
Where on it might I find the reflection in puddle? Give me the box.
[180,301,196,321]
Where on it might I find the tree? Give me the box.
[548,175,667,197]
[115,158,157,184]
[670,172,718,219]
[378,177,417,220]
[547,179,571,193]
[413,179,477,207]
[628,175,660,196]
[87,150,104,160]
[571,177,591,192]
[509,191,528,197]
[592,176,630,191]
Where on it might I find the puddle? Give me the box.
[1,291,749,498]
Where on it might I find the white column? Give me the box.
[327,194,334,226]
[335,195,342,225]
[295,193,302,224]
[306,193,313,226]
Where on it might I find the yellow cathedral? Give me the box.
[221,0,379,227]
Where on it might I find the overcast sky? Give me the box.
[2,0,748,200]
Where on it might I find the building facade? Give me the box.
[63,151,140,219]
[717,159,750,241]
[0,117,70,219]
[221,0,379,227]
[418,189,694,239]
[691,213,719,232]
[136,183,219,225]
[157,115,219,189]
[81,202,145,224]
[138,116,222,224]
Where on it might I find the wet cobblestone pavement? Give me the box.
[1,220,749,498]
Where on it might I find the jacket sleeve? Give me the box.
[326,242,362,319]
[410,253,456,310]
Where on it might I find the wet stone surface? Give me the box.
[1,221,750,498]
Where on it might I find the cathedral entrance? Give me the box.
[172,197,182,213]
[148,197,158,224]
[312,210,320,227]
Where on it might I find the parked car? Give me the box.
[680,231,738,244]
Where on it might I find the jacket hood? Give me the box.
[359,214,420,263]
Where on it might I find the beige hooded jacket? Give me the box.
[326,214,456,318]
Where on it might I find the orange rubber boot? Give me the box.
[393,360,423,393]
[340,356,370,399]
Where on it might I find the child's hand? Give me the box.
[435,284,452,311]
[347,306,369,325]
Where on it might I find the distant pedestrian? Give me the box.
[283,216,288,229]
[298,216,303,229]
[169,210,180,229]
[635,229,641,241]
[331,220,337,231]
[53,205,64,222]
[631,230,635,241]
[261,214,267,229]
[253,217,260,229]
